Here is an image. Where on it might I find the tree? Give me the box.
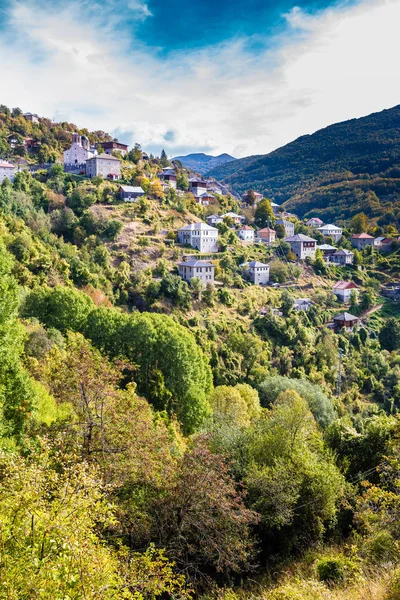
[160,149,169,168]
[269,259,289,283]
[254,198,275,228]
[243,189,257,206]
[380,318,400,351]
[350,212,369,233]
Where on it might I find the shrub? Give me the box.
[267,579,328,600]
[387,569,400,600]
[316,554,359,586]
[369,531,399,563]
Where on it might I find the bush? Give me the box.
[316,554,359,586]
[387,569,400,600]
[267,579,328,600]
[369,531,399,563]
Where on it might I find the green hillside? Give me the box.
[208,105,400,223]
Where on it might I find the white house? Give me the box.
[285,234,317,260]
[178,260,215,284]
[237,225,255,242]
[0,161,15,183]
[318,224,343,242]
[64,133,95,165]
[332,281,359,303]
[306,217,324,227]
[86,154,121,179]
[177,222,219,253]
[23,112,40,123]
[244,261,270,285]
[206,214,224,226]
[276,218,295,237]
[293,298,314,311]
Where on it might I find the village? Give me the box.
[1,121,400,336]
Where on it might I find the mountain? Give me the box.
[173,152,236,174]
[207,106,400,223]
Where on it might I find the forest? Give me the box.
[1,106,400,599]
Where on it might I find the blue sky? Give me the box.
[0,0,399,157]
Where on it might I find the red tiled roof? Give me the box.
[258,227,275,233]
[351,233,374,239]
[333,281,358,290]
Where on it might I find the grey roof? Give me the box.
[179,222,218,232]
[332,249,354,256]
[334,312,358,321]
[294,298,313,306]
[198,192,215,198]
[159,169,176,176]
[318,244,337,250]
[207,213,222,219]
[318,224,342,231]
[247,260,269,267]
[87,153,120,161]
[120,185,144,193]
[178,260,214,267]
[276,218,291,224]
[189,177,206,184]
[285,234,316,242]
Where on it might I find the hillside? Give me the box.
[173,152,236,174]
[208,105,400,224]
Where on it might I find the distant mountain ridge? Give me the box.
[207,105,400,222]
[173,152,236,174]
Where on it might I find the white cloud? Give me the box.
[1,0,400,157]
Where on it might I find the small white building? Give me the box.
[0,161,15,183]
[330,249,354,265]
[178,222,219,253]
[318,224,343,242]
[244,261,270,285]
[293,298,314,311]
[23,112,39,123]
[178,260,215,284]
[64,133,95,166]
[306,217,324,227]
[285,234,317,260]
[206,214,224,227]
[332,281,359,303]
[237,225,255,242]
[276,218,295,237]
[86,154,121,179]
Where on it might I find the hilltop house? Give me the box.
[119,185,145,201]
[332,281,359,303]
[0,161,15,183]
[330,249,354,265]
[318,224,343,242]
[158,168,177,189]
[276,218,295,237]
[178,260,215,284]
[317,244,337,260]
[285,234,317,260]
[196,191,215,206]
[177,222,219,252]
[271,202,281,215]
[86,154,121,180]
[23,112,39,123]
[223,212,245,225]
[64,133,95,166]
[189,177,207,196]
[293,298,314,311]
[101,141,128,156]
[206,214,224,227]
[243,261,270,285]
[237,225,255,242]
[351,233,375,249]
[333,312,359,331]
[306,217,324,227]
[257,227,276,246]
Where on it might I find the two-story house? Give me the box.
[318,224,343,242]
[285,234,317,260]
[257,227,276,247]
[237,225,255,242]
[306,217,324,228]
[276,218,295,237]
[223,212,245,225]
[351,233,375,249]
[0,161,15,183]
[206,214,224,226]
[244,261,270,285]
[86,154,121,179]
[178,260,215,284]
[317,244,337,260]
[332,281,359,303]
[177,222,219,252]
[330,249,354,265]
[158,168,177,189]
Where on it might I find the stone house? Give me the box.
[158,168,177,189]
[317,244,337,260]
[293,298,314,311]
[177,222,219,253]
[178,260,215,284]
[333,312,359,331]
[101,141,129,156]
[332,281,358,303]
[285,234,317,260]
[257,227,276,246]
[318,224,343,242]
[119,185,145,201]
[244,261,270,285]
[206,214,224,226]
[86,154,121,179]
[196,192,215,206]
[237,225,255,242]
[189,177,207,196]
[23,112,39,123]
[330,249,354,265]
[351,233,375,249]
[64,133,95,165]
[0,161,15,183]
[306,217,324,227]
[276,218,295,237]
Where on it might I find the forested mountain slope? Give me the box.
[173,152,236,174]
[208,105,400,223]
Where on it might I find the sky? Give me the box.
[0,0,400,158]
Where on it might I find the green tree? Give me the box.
[254,198,276,228]
[350,212,369,233]
[380,318,400,351]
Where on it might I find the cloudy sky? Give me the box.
[0,0,399,157]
